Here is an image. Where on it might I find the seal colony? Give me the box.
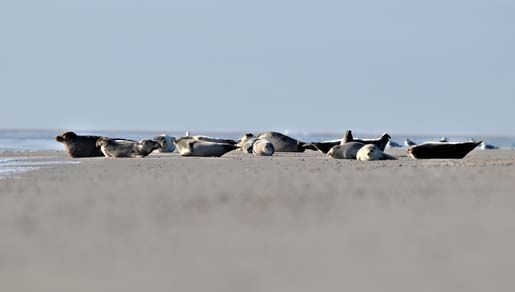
[55,130,486,160]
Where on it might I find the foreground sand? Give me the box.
[1,149,515,292]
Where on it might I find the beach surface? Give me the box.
[1,149,515,292]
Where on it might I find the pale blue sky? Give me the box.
[1,0,514,135]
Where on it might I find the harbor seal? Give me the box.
[96,138,161,158]
[174,137,239,157]
[407,141,481,159]
[153,134,176,153]
[255,132,307,152]
[303,140,341,154]
[237,133,256,153]
[327,142,365,159]
[356,144,397,161]
[55,131,105,158]
[345,130,391,151]
[252,139,275,156]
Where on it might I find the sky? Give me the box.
[1,0,514,135]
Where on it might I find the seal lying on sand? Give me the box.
[55,131,105,158]
[345,130,391,151]
[407,141,481,159]
[303,140,341,154]
[153,135,176,153]
[96,138,161,158]
[327,142,365,159]
[254,132,307,152]
[185,133,238,145]
[356,144,397,161]
[252,139,275,156]
[174,136,239,157]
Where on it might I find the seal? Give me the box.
[407,141,481,159]
[237,133,256,153]
[174,137,239,157]
[55,131,105,158]
[153,134,176,153]
[303,140,340,154]
[327,142,365,159]
[345,130,391,151]
[356,144,397,161]
[252,139,275,156]
[255,132,307,152]
[96,137,161,158]
[185,133,238,145]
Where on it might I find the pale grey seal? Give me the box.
[327,142,365,159]
[356,144,397,161]
[174,137,239,157]
[252,139,275,156]
[153,134,176,153]
[96,138,161,158]
[407,141,481,159]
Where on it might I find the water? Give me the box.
[1,129,514,178]
[0,156,80,179]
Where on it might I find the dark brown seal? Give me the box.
[407,141,481,159]
[55,131,104,158]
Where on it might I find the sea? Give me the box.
[1,129,514,178]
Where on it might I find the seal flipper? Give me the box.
[342,130,353,145]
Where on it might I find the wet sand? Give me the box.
[1,149,515,292]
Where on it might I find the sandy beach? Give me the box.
[1,149,515,292]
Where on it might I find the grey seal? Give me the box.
[254,132,307,152]
[407,141,481,159]
[153,134,176,153]
[327,142,365,159]
[174,137,239,157]
[356,144,397,161]
[96,137,161,158]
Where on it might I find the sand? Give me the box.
[1,149,515,292]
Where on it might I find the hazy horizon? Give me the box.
[2,1,514,135]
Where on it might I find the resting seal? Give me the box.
[254,132,307,152]
[252,139,275,156]
[153,134,176,153]
[96,138,161,158]
[327,142,365,159]
[345,130,391,151]
[407,141,481,159]
[303,140,341,154]
[174,137,239,157]
[55,131,104,158]
[356,144,397,161]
